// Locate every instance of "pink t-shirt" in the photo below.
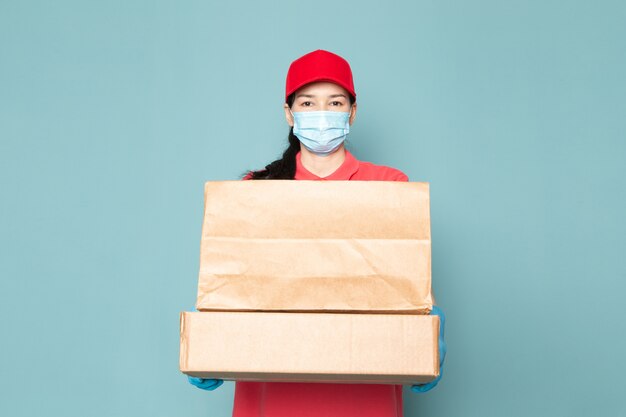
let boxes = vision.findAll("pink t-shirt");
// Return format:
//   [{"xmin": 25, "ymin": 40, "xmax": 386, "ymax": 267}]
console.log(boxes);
[{"xmin": 234, "ymin": 150, "xmax": 408, "ymax": 417}]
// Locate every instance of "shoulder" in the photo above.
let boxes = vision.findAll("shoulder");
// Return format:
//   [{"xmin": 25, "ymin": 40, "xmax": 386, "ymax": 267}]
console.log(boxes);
[{"xmin": 355, "ymin": 160, "xmax": 409, "ymax": 182}]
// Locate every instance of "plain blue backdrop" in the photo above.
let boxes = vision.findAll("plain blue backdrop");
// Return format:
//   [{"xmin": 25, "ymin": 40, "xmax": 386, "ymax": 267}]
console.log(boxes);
[{"xmin": 1, "ymin": 1, "xmax": 625, "ymax": 416}]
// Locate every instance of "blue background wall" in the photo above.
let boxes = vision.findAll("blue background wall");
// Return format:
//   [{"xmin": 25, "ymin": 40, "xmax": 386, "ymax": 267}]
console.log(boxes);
[{"xmin": 1, "ymin": 1, "xmax": 625, "ymax": 416}]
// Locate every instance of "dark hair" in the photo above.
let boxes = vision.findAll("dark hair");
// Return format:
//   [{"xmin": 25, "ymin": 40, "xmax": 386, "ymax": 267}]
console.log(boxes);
[{"xmin": 246, "ymin": 92, "xmax": 354, "ymax": 180}]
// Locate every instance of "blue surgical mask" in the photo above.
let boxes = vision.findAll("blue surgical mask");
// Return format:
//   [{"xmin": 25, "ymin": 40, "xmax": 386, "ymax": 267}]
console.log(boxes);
[{"xmin": 291, "ymin": 111, "xmax": 351, "ymax": 156}]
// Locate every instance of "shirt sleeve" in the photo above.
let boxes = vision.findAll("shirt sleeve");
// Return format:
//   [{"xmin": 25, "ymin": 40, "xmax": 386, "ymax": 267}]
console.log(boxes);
[{"xmin": 395, "ymin": 171, "xmax": 409, "ymax": 182}]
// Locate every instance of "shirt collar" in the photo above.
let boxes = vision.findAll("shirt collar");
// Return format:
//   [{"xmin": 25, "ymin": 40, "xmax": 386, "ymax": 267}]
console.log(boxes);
[{"xmin": 295, "ymin": 149, "xmax": 360, "ymax": 180}]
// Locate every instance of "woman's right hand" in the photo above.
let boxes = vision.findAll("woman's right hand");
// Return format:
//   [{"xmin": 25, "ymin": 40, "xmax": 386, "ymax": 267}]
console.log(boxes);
[{"xmin": 187, "ymin": 376, "xmax": 224, "ymax": 391}]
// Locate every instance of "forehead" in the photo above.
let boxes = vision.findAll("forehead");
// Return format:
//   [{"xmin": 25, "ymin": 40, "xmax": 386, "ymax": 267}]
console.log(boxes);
[{"xmin": 295, "ymin": 81, "xmax": 350, "ymax": 98}]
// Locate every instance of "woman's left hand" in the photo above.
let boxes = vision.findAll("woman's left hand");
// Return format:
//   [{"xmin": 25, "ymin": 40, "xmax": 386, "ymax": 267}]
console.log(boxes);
[{"xmin": 411, "ymin": 305, "xmax": 446, "ymax": 393}]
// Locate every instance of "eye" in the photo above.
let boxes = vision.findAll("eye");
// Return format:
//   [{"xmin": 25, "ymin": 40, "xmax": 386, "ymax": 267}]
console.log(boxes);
[
  {"xmin": 301, "ymin": 101, "xmax": 313, "ymax": 107},
  {"xmin": 330, "ymin": 101, "xmax": 344, "ymax": 106}
]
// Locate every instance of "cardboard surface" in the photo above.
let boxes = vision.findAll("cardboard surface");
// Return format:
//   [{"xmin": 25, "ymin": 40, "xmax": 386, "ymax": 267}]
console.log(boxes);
[
  {"xmin": 196, "ymin": 181, "xmax": 432, "ymax": 313},
  {"xmin": 180, "ymin": 311, "xmax": 439, "ymax": 385}
]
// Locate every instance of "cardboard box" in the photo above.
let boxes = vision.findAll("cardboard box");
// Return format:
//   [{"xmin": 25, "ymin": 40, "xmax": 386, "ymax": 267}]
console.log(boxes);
[
  {"xmin": 179, "ymin": 311, "xmax": 439, "ymax": 384},
  {"xmin": 196, "ymin": 181, "xmax": 432, "ymax": 314}
]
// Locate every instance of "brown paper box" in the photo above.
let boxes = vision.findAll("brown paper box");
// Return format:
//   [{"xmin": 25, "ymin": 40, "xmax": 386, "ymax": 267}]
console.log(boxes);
[
  {"xmin": 196, "ymin": 181, "xmax": 432, "ymax": 313},
  {"xmin": 180, "ymin": 311, "xmax": 439, "ymax": 384}
]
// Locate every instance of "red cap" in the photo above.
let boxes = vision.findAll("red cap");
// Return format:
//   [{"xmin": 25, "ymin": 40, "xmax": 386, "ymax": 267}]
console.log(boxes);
[{"xmin": 285, "ymin": 50, "xmax": 356, "ymax": 102}]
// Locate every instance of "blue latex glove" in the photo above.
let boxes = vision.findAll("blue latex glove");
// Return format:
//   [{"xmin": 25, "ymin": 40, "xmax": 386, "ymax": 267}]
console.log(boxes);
[
  {"xmin": 411, "ymin": 305, "xmax": 446, "ymax": 393},
  {"xmin": 187, "ymin": 376, "xmax": 224, "ymax": 391},
  {"xmin": 185, "ymin": 305, "xmax": 224, "ymax": 392}
]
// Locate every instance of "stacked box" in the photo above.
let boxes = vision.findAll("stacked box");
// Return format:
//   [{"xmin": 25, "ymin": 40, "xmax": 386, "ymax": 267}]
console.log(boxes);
[{"xmin": 180, "ymin": 181, "xmax": 439, "ymax": 384}]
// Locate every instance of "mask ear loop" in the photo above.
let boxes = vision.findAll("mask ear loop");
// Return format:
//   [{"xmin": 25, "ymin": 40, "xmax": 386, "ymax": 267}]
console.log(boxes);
[
  {"xmin": 290, "ymin": 110, "xmax": 297, "ymax": 129},
  {"xmin": 348, "ymin": 103, "xmax": 356, "ymax": 122}
]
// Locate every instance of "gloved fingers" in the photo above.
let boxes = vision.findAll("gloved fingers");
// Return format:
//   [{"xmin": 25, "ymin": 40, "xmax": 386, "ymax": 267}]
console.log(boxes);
[
  {"xmin": 187, "ymin": 376, "xmax": 224, "ymax": 391},
  {"xmin": 411, "ymin": 379, "xmax": 438, "ymax": 393},
  {"xmin": 411, "ymin": 366, "xmax": 444, "ymax": 394},
  {"xmin": 439, "ymin": 339, "xmax": 447, "ymax": 365},
  {"xmin": 188, "ymin": 376, "xmax": 204, "ymax": 387},
  {"xmin": 199, "ymin": 379, "xmax": 224, "ymax": 390}
]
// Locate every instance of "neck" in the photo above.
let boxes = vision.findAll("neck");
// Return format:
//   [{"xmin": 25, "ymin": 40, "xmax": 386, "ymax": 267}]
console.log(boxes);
[{"xmin": 300, "ymin": 146, "xmax": 346, "ymax": 178}]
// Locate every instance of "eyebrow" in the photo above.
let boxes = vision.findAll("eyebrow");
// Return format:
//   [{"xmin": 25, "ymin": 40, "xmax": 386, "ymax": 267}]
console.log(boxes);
[{"xmin": 295, "ymin": 93, "xmax": 348, "ymax": 99}]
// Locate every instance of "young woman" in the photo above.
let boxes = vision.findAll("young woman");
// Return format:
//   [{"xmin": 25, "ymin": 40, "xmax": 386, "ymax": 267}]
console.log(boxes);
[{"xmin": 189, "ymin": 50, "xmax": 446, "ymax": 417}]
